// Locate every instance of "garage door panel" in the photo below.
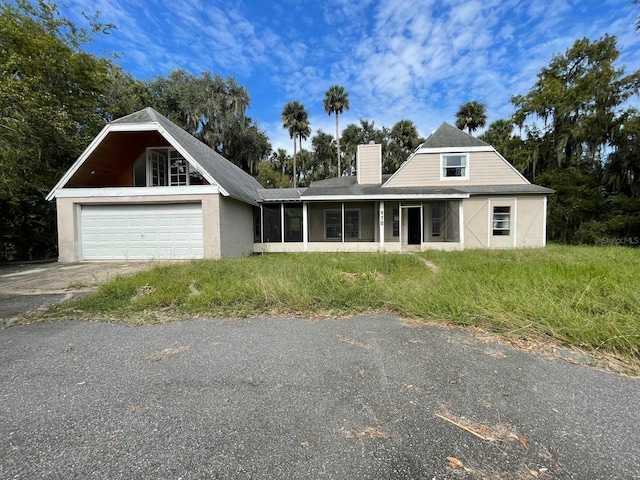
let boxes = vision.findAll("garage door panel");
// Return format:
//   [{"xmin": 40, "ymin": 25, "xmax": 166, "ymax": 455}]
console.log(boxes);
[{"xmin": 81, "ymin": 203, "xmax": 204, "ymax": 260}]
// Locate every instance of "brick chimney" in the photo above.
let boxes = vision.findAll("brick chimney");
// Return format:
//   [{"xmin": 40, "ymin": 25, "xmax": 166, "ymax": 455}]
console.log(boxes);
[{"xmin": 357, "ymin": 143, "xmax": 382, "ymax": 184}]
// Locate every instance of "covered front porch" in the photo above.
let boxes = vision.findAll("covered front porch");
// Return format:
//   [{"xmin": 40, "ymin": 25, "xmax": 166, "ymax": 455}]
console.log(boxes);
[{"xmin": 253, "ymin": 199, "xmax": 464, "ymax": 253}]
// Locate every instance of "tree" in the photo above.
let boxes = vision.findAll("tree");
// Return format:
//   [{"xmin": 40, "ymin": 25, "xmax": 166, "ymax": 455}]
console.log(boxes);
[
  {"xmin": 604, "ymin": 109, "xmax": 640, "ymax": 198},
  {"xmin": 455, "ymin": 101, "xmax": 487, "ymax": 134},
  {"xmin": 281, "ymin": 101, "xmax": 308, "ymax": 187},
  {"xmin": 257, "ymin": 149, "xmax": 291, "ymax": 188},
  {"xmin": 511, "ymin": 35, "xmax": 638, "ymax": 170},
  {"xmin": 310, "ymin": 130, "xmax": 337, "ymax": 180},
  {"xmin": 387, "ymin": 120, "xmax": 422, "ymax": 173},
  {"xmin": 103, "ymin": 65, "xmax": 151, "ymax": 121},
  {"xmin": 323, "ymin": 85, "xmax": 350, "ymax": 176},
  {"xmin": 0, "ymin": 0, "xmax": 113, "ymax": 260},
  {"xmin": 148, "ymin": 70, "xmax": 267, "ymax": 174}
]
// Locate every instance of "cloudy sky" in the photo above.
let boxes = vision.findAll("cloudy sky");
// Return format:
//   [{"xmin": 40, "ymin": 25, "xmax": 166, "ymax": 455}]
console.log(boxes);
[{"xmin": 64, "ymin": 0, "xmax": 640, "ymax": 153}]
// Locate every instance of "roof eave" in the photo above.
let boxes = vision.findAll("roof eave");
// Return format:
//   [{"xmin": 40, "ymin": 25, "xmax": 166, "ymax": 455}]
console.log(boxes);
[{"xmin": 46, "ymin": 122, "xmax": 231, "ymax": 201}]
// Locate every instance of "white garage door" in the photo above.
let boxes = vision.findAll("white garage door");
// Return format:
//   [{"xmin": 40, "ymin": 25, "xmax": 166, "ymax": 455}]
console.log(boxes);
[{"xmin": 81, "ymin": 204, "xmax": 204, "ymax": 260}]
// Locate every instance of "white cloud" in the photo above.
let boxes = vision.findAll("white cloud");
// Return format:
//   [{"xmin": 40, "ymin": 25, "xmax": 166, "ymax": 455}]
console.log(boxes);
[{"xmin": 58, "ymin": 0, "xmax": 640, "ymax": 155}]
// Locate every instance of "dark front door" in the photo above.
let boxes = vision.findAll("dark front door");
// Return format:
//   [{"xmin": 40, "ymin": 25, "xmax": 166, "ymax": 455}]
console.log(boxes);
[{"xmin": 408, "ymin": 208, "xmax": 421, "ymax": 245}]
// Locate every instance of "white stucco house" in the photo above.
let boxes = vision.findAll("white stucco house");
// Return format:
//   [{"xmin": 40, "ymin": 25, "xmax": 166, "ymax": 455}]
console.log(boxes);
[{"xmin": 47, "ymin": 108, "xmax": 552, "ymax": 262}]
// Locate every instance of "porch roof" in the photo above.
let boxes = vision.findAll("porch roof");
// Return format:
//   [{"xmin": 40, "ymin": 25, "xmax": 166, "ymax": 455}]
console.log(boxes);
[
  {"xmin": 258, "ymin": 188, "xmax": 307, "ymax": 202},
  {"xmin": 293, "ymin": 176, "xmax": 553, "ymax": 201},
  {"xmin": 255, "ymin": 177, "xmax": 554, "ymax": 204}
]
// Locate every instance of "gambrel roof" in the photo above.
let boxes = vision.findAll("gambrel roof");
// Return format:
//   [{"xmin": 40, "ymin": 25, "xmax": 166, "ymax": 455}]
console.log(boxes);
[{"xmin": 47, "ymin": 108, "xmax": 262, "ymax": 205}]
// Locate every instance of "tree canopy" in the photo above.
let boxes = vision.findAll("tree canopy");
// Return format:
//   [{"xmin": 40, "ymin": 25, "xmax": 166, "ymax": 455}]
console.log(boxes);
[
  {"xmin": 323, "ymin": 85, "xmax": 350, "ymax": 176},
  {"xmin": 506, "ymin": 35, "xmax": 640, "ymax": 243},
  {"xmin": 0, "ymin": 0, "xmax": 113, "ymax": 260},
  {"xmin": 281, "ymin": 101, "xmax": 310, "ymax": 188},
  {"xmin": 455, "ymin": 101, "xmax": 487, "ymax": 134}
]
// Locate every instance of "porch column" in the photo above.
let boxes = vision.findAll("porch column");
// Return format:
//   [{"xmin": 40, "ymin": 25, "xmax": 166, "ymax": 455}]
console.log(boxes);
[
  {"xmin": 341, "ymin": 202, "xmax": 345, "ymax": 243},
  {"xmin": 542, "ymin": 196, "xmax": 547, "ymax": 247},
  {"xmin": 260, "ymin": 205, "xmax": 264, "ymax": 244},
  {"xmin": 280, "ymin": 204, "xmax": 285, "ymax": 243},
  {"xmin": 303, "ymin": 202, "xmax": 308, "ymax": 252},
  {"xmin": 459, "ymin": 200, "xmax": 464, "ymax": 249},
  {"xmin": 379, "ymin": 201, "xmax": 385, "ymax": 249}
]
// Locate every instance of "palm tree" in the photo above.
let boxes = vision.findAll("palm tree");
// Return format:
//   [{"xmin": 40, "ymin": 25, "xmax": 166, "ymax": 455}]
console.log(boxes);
[
  {"xmin": 281, "ymin": 101, "xmax": 309, "ymax": 188},
  {"xmin": 323, "ymin": 85, "xmax": 350, "ymax": 176},
  {"xmin": 455, "ymin": 101, "xmax": 487, "ymax": 135}
]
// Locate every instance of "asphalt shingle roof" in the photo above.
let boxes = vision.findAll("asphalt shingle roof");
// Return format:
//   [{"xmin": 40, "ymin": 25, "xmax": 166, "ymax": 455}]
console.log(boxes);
[{"xmin": 421, "ymin": 122, "xmax": 490, "ymax": 149}]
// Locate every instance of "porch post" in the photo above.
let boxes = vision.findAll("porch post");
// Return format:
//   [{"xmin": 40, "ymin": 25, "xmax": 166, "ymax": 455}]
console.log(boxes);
[
  {"xmin": 303, "ymin": 202, "xmax": 308, "ymax": 252},
  {"xmin": 280, "ymin": 203, "xmax": 285, "ymax": 243},
  {"xmin": 341, "ymin": 202, "xmax": 345, "ymax": 243},
  {"xmin": 459, "ymin": 200, "xmax": 465, "ymax": 249},
  {"xmin": 379, "ymin": 201, "xmax": 385, "ymax": 249},
  {"xmin": 260, "ymin": 205, "xmax": 264, "ymax": 244},
  {"xmin": 542, "ymin": 196, "xmax": 547, "ymax": 247}
]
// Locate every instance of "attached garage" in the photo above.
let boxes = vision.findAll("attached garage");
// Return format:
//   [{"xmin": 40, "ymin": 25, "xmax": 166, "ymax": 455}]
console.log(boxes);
[{"xmin": 80, "ymin": 203, "xmax": 204, "ymax": 260}]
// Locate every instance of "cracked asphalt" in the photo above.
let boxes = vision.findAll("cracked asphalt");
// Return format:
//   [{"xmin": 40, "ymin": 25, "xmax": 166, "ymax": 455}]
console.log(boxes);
[{"xmin": 1, "ymin": 315, "xmax": 639, "ymax": 479}]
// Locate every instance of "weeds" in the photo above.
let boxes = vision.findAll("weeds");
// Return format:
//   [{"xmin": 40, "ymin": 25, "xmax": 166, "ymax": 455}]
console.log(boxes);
[{"xmin": 42, "ymin": 245, "xmax": 640, "ymax": 361}]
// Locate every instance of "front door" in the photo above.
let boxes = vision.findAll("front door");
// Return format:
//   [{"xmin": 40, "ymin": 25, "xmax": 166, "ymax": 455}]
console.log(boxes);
[{"xmin": 408, "ymin": 207, "xmax": 421, "ymax": 245}]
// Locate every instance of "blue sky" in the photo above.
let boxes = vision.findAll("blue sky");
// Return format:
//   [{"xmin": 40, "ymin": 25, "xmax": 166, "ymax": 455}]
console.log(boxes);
[{"xmin": 62, "ymin": 0, "xmax": 640, "ymax": 153}]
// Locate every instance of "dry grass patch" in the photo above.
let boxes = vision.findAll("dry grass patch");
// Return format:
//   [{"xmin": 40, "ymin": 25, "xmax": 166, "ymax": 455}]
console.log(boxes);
[
  {"xmin": 344, "ymin": 426, "xmax": 391, "ymax": 440},
  {"xmin": 146, "ymin": 345, "xmax": 190, "ymax": 362}
]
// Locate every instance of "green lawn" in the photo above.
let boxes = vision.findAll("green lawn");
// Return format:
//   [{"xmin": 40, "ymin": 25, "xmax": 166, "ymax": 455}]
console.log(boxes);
[{"xmin": 45, "ymin": 245, "xmax": 640, "ymax": 361}]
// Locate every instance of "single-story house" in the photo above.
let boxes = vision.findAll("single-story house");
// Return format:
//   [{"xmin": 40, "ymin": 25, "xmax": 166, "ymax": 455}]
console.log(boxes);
[{"xmin": 47, "ymin": 108, "xmax": 553, "ymax": 262}]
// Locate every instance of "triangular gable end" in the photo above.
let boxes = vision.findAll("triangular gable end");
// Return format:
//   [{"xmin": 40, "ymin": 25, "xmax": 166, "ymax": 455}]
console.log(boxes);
[
  {"xmin": 46, "ymin": 115, "xmax": 226, "ymax": 201},
  {"xmin": 382, "ymin": 122, "xmax": 529, "ymax": 187}
]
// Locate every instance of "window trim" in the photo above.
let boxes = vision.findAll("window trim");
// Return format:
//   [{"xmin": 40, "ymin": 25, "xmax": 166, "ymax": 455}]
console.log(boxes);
[
  {"xmin": 324, "ymin": 208, "xmax": 361, "ymax": 240},
  {"xmin": 440, "ymin": 153, "xmax": 469, "ymax": 180},
  {"xmin": 146, "ymin": 147, "xmax": 191, "ymax": 187},
  {"xmin": 324, "ymin": 209, "xmax": 342, "ymax": 239},
  {"xmin": 492, "ymin": 206, "xmax": 511, "ymax": 236}
]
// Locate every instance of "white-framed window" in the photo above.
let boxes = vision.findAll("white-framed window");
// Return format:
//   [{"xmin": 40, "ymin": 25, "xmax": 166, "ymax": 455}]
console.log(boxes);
[
  {"xmin": 169, "ymin": 150, "xmax": 189, "ymax": 186},
  {"xmin": 325, "ymin": 210, "xmax": 341, "ymax": 239},
  {"xmin": 441, "ymin": 154, "xmax": 469, "ymax": 180},
  {"xmin": 149, "ymin": 149, "xmax": 168, "ymax": 186},
  {"xmin": 492, "ymin": 206, "xmax": 511, "ymax": 236},
  {"xmin": 147, "ymin": 148, "xmax": 194, "ymax": 186},
  {"xmin": 324, "ymin": 208, "xmax": 361, "ymax": 239}
]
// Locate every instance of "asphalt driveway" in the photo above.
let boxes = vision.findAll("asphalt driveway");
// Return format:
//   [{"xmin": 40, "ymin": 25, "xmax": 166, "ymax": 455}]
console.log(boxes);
[
  {"xmin": 0, "ymin": 261, "xmax": 153, "ymax": 322},
  {"xmin": 1, "ymin": 315, "xmax": 638, "ymax": 479}
]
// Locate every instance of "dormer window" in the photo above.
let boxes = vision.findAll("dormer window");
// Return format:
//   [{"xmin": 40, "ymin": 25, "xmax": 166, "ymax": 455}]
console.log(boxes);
[{"xmin": 441, "ymin": 154, "xmax": 469, "ymax": 180}]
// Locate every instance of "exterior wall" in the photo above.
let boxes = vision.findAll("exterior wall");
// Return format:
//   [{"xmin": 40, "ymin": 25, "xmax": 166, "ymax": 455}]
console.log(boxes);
[
  {"xmin": 463, "ymin": 197, "xmax": 489, "ymax": 248},
  {"xmin": 56, "ymin": 197, "xmax": 80, "ymax": 263},
  {"xmin": 463, "ymin": 196, "xmax": 547, "ymax": 249},
  {"xmin": 515, "ymin": 196, "xmax": 546, "ymax": 247},
  {"xmin": 385, "ymin": 151, "xmax": 526, "ymax": 187},
  {"xmin": 55, "ymin": 191, "xmax": 222, "ymax": 262},
  {"xmin": 357, "ymin": 144, "xmax": 382, "ymax": 184},
  {"xmin": 218, "ymin": 196, "xmax": 255, "ymax": 258}
]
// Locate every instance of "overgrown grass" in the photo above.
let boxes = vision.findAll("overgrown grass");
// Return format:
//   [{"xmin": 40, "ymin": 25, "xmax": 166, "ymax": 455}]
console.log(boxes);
[{"xmin": 44, "ymin": 245, "xmax": 640, "ymax": 361}]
